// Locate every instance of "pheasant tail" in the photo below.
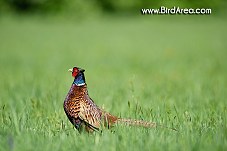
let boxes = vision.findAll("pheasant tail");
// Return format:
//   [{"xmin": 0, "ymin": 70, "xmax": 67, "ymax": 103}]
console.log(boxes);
[
  {"xmin": 101, "ymin": 112, "xmax": 156, "ymax": 129},
  {"xmin": 116, "ymin": 118, "xmax": 156, "ymax": 128},
  {"xmin": 103, "ymin": 113, "xmax": 177, "ymax": 131}
]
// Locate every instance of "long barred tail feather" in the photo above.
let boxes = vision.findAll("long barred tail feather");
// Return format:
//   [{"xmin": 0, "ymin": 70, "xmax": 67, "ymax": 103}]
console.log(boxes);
[
  {"xmin": 116, "ymin": 118, "xmax": 156, "ymax": 128},
  {"xmin": 103, "ymin": 112, "xmax": 177, "ymax": 131},
  {"xmin": 116, "ymin": 118, "xmax": 177, "ymax": 131}
]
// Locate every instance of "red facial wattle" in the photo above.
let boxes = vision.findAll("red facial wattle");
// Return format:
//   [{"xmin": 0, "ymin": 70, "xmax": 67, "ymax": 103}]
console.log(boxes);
[{"xmin": 72, "ymin": 68, "xmax": 79, "ymax": 77}]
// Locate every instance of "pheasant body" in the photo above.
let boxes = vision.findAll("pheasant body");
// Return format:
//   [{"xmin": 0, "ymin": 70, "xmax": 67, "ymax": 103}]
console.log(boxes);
[
  {"xmin": 64, "ymin": 84, "xmax": 99, "ymax": 131},
  {"xmin": 63, "ymin": 67, "xmax": 173, "ymax": 133}
]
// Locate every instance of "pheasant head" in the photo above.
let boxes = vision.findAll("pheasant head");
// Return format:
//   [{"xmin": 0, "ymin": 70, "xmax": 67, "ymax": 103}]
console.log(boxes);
[{"xmin": 68, "ymin": 67, "xmax": 86, "ymax": 86}]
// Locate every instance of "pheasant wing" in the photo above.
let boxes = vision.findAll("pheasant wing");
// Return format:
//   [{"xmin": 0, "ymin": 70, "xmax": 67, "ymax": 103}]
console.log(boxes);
[{"xmin": 78, "ymin": 98, "xmax": 102, "ymax": 130}]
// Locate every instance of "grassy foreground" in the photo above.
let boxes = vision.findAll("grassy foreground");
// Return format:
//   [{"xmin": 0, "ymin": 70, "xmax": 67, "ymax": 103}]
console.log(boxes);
[{"xmin": 0, "ymin": 15, "xmax": 227, "ymax": 151}]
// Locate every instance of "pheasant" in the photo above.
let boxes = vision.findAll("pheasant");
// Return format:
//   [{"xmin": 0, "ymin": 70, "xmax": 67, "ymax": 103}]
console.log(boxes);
[{"xmin": 63, "ymin": 66, "xmax": 176, "ymax": 132}]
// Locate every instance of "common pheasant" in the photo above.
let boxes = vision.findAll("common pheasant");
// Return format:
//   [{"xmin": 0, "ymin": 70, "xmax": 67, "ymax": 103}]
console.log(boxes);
[{"xmin": 63, "ymin": 66, "xmax": 176, "ymax": 132}]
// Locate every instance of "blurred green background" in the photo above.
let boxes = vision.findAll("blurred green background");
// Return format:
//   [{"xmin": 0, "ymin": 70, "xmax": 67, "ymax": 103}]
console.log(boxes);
[
  {"xmin": 0, "ymin": 0, "xmax": 227, "ymax": 16},
  {"xmin": 0, "ymin": 0, "xmax": 227, "ymax": 151}
]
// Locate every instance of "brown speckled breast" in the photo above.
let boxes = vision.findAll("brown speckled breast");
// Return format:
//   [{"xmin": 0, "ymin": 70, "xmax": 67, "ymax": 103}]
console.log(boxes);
[{"xmin": 63, "ymin": 84, "xmax": 104, "ymax": 132}]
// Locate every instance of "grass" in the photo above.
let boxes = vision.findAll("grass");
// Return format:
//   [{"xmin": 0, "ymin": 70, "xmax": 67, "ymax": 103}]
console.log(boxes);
[{"xmin": 0, "ymin": 15, "xmax": 227, "ymax": 151}]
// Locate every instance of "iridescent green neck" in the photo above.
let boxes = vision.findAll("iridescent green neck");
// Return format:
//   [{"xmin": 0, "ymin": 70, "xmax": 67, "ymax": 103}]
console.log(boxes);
[{"xmin": 73, "ymin": 72, "xmax": 86, "ymax": 86}]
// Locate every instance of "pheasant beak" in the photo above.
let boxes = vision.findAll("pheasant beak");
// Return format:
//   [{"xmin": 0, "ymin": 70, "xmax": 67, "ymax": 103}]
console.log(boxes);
[{"xmin": 68, "ymin": 68, "xmax": 73, "ymax": 72}]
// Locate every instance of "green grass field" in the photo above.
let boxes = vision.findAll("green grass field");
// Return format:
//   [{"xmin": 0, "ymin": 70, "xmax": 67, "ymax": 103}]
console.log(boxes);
[{"xmin": 0, "ymin": 15, "xmax": 227, "ymax": 151}]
